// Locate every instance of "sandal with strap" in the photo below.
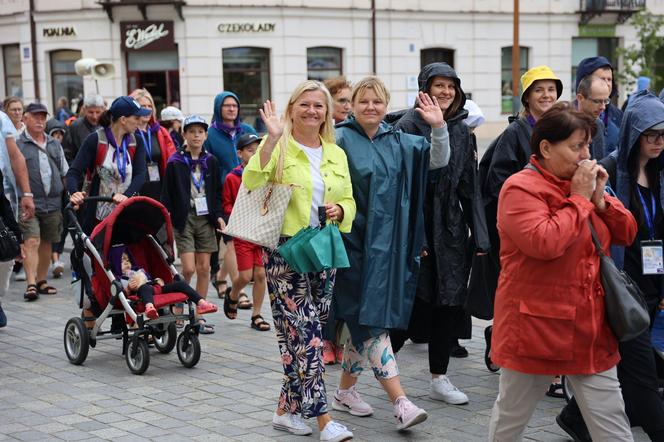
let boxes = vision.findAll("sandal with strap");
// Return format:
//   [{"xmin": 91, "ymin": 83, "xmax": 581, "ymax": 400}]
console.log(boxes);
[
  {"xmin": 251, "ymin": 314, "xmax": 271, "ymax": 331},
  {"xmin": 237, "ymin": 293, "xmax": 253, "ymax": 310},
  {"xmin": 223, "ymin": 287, "xmax": 238, "ymax": 320},
  {"xmin": 546, "ymin": 377, "xmax": 565, "ymax": 398},
  {"xmin": 24, "ymin": 284, "xmax": 39, "ymax": 301},
  {"xmin": 198, "ymin": 318, "xmax": 215, "ymax": 334},
  {"xmin": 212, "ymin": 277, "xmax": 227, "ymax": 299},
  {"xmin": 36, "ymin": 280, "xmax": 57, "ymax": 295}
]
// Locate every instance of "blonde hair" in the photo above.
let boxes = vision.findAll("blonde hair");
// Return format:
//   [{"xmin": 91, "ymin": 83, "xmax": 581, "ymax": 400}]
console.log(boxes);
[
  {"xmin": 280, "ymin": 80, "xmax": 335, "ymax": 151},
  {"xmin": 129, "ymin": 88, "xmax": 156, "ymax": 123},
  {"xmin": 351, "ymin": 76, "xmax": 390, "ymax": 105}
]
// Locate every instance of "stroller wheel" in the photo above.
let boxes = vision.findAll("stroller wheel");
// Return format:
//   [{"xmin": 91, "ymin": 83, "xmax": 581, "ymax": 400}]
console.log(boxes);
[
  {"xmin": 153, "ymin": 322, "xmax": 177, "ymax": 354},
  {"xmin": 64, "ymin": 317, "xmax": 90, "ymax": 365},
  {"xmin": 177, "ymin": 332, "xmax": 201, "ymax": 368},
  {"xmin": 125, "ymin": 338, "xmax": 150, "ymax": 375}
]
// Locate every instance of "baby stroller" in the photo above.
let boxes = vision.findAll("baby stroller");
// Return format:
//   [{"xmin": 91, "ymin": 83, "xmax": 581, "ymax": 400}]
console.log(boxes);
[{"xmin": 63, "ymin": 196, "xmax": 203, "ymax": 374}]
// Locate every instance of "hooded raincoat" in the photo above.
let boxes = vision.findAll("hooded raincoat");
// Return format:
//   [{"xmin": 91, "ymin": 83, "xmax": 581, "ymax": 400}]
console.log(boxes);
[
  {"xmin": 575, "ymin": 56, "xmax": 623, "ymax": 155},
  {"xmin": 203, "ymin": 92, "xmax": 257, "ymax": 185},
  {"xmin": 394, "ymin": 62, "xmax": 489, "ymax": 307},
  {"xmin": 333, "ymin": 117, "xmax": 429, "ymax": 345}
]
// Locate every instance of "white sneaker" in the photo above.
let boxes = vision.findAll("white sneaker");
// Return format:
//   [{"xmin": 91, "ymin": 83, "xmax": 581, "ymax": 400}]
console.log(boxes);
[
  {"xmin": 394, "ymin": 396, "xmax": 428, "ymax": 431},
  {"xmin": 52, "ymin": 261, "xmax": 65, "ymax": 279},
  {"xmin": 430, "ymin": 375, "xmax": 469, "ymax": 404},
  {"xmin": 319, "ymin": 420, "xmax": 353, "ymax": 442},
  {"xmin": 13, "ymin": 269, "xmax": 26, "ymax": 281},
  {"xmin": 272, "ymin": 411, "xmax": 312, "ymax": 435},
  {"xmin": 332, "ymin": 386, "xmax": 374, "ymax": 416}
]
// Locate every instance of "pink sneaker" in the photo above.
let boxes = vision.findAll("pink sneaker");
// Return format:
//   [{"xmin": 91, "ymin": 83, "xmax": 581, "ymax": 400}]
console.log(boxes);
[
  {"xmin": 144, "ymin": 304, "xmax": 159, "ymax": 320},
  {"xmin": 197, "ymin": 300, "xmax": 218, "ymax": 315},
  {"xmin": 323, "ymin": 340, "xmax": 336, "ymax": 365},
  {"xmin": 394, "ymin": 396, "xmax": 427, "ymax": 431}
]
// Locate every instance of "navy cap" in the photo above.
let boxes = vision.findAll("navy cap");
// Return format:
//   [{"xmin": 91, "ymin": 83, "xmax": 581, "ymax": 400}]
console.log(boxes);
[
  {"xmin": 24, "ymin": 102, "xmax": 49, "ymax": 115},
  {"xmin": 183, "ymin": 114, "xmax": 208, "ymax": 131},
  {"xmin": 109, "ymin": 96, "xmax": 152, "ymax": 119},
  {"xmin": 237, "ymin": 133, "xmax": 260, "ymax": 150}
]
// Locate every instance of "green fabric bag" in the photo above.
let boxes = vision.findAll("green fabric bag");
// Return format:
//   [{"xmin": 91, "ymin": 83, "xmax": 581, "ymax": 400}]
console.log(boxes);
[
  {"xmin": 304, "ymin": 223, "xmax": 350, "ymax": 270},
  {"xmin": 277, "ymin": 227, "xmax": 320, "ymax": 273}
]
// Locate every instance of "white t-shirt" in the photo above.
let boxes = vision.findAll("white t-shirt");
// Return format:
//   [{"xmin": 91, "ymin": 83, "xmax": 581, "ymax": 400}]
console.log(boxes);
[{"xmin": 297, "ymin": 142, "xmax": 325, "ymax": 227}]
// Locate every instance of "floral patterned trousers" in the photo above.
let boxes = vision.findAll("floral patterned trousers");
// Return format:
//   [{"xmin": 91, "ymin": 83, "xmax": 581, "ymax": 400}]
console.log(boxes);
[{"xmin": 264, "ymin": 248, "xmax": 334, "ymax": 418}]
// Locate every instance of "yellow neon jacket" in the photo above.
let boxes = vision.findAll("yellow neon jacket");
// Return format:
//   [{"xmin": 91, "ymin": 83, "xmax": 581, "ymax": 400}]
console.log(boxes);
[{"xmin": 243, "ymin": 135, "xmax": 356, "ymax": 236}]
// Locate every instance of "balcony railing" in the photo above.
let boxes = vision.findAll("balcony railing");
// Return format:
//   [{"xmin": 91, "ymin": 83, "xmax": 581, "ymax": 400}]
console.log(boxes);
[{"xmin": 579, "ymin": 0, "xmax": 646, "ymax": 25}]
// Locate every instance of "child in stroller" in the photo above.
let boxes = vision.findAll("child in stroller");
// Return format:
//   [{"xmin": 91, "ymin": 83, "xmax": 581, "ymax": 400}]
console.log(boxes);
[{"xmin": 109, "ymin": 245, "xmax": 217, "ymax": 320}]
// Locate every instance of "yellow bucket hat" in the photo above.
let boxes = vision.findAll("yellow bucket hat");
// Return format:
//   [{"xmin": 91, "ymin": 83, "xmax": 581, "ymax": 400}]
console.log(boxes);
[{"xmin": 520, "ymin": 65, "xmax": 563, "ymax": 106}]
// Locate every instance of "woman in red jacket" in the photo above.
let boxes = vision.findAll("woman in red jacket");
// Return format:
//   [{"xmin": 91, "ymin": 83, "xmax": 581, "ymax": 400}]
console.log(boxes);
[
  {"xmin": 488, "ymin": 102, "xmax": 637, "ymax": 441},
  {"xmin": 129, "ymin": 89, "xmax": 176, "ymax": 200}
]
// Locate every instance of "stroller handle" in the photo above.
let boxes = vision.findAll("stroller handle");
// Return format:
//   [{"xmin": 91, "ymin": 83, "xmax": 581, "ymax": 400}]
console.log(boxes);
[{"xmin": 65, "ymin": 195, "xmax": 116, "ymax": 212}]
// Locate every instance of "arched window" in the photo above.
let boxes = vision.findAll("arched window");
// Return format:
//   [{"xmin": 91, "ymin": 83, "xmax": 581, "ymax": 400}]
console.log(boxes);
[
  {"xmin": 420, "ymin": 48, "xmax": 454, "ymax": 69},
  {"xmin": 501, "ymin": 46, "xmax": 529, "ymax": 113},
  {"xmin": 222, "ymin": 47, "xmax": 271, "ymax": 127},
  {"xmin": 307, "ymin": 47, "xmax": 342, "ymax": 81},
  {"xmin": 50, "ymin": 49, "xmax": 83, "ymax": 109}
]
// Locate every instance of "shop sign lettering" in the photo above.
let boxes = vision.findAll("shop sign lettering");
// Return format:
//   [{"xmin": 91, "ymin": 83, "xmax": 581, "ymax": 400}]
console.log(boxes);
[
  {"xmin": 218, "ymin": 22, "xmax": 276, "ymax": 33},
  {"xmin": 43, "ymin": 27, "xmax": 76, "ymax": 37},
  {"xmin": 125, "ymin": 23, "xmax": 170, "ymax": 50}
]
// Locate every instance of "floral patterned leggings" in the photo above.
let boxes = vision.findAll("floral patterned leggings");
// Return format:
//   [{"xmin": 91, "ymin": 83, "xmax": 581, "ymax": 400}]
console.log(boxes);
[
  {"xmin": 341, "ymin": 332, "xmax": 400, "ymax": 380},
  {"xmin": 265, "ymin": 248, "xmax": 334, "ymax": 419}
]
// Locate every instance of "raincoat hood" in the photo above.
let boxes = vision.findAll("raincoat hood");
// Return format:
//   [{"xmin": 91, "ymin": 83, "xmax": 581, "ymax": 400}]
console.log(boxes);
[
  {"xmin": 418, "ymin": 62, "xmax": 467, "ymax": 110},
  {"xmin": 45, "ymin": 118, "xmax": 66, "ymax": 137},
  {"xmin": 636, "ymin": 76, "xmax": 652, "ymax": 93},
  {"xmin": 575, "ymin": 56, "xmax": 618, "ymax": 98},
  {"xmin": 212, "ymin": 91, "xmax": 241, "ymax": 126}
]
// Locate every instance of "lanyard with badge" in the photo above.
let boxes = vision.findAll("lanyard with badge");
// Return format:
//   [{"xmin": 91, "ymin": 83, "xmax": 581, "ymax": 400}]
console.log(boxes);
[
  {"xmin": 138, "ymin": 129, "xmax": 160, "ymax": 182},
  {"xmin": 184, "ymin": 155, "xmax": 208, "ymax": 216},
  {"xmin": 107, "ymin": 130, "xmax": 129, "ymax": 183},
  {"xmin": 637, "ymin": 186, "xmax": 664, "ymax": 274}
]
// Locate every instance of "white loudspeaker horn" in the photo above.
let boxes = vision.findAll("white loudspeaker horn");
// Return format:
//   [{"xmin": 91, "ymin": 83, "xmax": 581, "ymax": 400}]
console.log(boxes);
[{"xmin": 74, "ymin": 58, "xmax": 115, "ymax": 79}]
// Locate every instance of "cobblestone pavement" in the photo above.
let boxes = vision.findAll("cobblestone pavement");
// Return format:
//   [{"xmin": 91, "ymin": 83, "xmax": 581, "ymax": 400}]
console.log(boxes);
[{"xmin": 0, "ymin": 255, "xmax": 648, "ymax": 441}]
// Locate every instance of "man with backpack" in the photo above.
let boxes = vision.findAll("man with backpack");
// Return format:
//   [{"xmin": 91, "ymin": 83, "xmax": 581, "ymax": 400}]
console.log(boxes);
[{"xmin": 16, "ymin": 103, "xmax": 68, "ymax": 301}]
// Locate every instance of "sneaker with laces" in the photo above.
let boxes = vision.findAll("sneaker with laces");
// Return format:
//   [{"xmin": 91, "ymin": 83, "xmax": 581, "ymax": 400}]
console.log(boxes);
[
  {"xmin": 332, "ymin": 386, "xmax": 374, "ymax": 416},
  {"xmin": 272, "ymin": 411, "xmax": 312, "ymax": 435},
  {"xmin": 394, "ymin": 396, "xmax": 428, "ymax": 431},
  {"xmin": 52, "ymin": 260, "xmax": 65, "ymax": 279},
  {"xmin": 319, "ymin": 420, "xmax": 353, "ymax": 442},
  {"xmin": 430, "ymin": 375, "xmax": 469, "ymax": 404}
]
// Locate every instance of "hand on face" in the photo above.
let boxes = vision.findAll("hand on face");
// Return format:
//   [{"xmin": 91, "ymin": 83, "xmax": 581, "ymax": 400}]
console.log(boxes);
[{"xmin": 570, "ymin": 159, "xmax": 599, "ymax": 200}]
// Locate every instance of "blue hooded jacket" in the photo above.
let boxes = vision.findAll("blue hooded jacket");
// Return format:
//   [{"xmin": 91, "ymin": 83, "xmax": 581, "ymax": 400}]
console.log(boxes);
[
  {"xmin": 610, "ymin": 90, "xmax": 664, "ymax": 269},
  {"xmin": 575, "ymin": 56, "xmax": 623, "ymax": 155},
  {"xmin": 203, "ymin": 91, "xmax": 257, "ymax": 184}
]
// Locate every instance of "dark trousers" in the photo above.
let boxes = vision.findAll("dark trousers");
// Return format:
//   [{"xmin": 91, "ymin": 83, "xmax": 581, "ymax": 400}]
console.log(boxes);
[
  {"xmin": 390, "ymin": 297, "xmax": 461, "ymax": 375},
  {"xmin": 565, "ymin": 327, "xmax": 664, "ymax": 441},
  {"xmin": 136, "ymin": 281, "xmax": 202, "ymax": 306}
]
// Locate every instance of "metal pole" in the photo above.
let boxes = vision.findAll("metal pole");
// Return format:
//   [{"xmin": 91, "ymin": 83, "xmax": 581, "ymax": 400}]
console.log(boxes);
[
  {"xmin": 29, "ymin": 0, "xmax": 40, "ymax": 101},
  {"xmin": 512, "ymin": 0, "xmax": 520, "ymax": 115},
  {"xmin": 371, "ymin": 0, "xmax": 377, "ymax": 75}
]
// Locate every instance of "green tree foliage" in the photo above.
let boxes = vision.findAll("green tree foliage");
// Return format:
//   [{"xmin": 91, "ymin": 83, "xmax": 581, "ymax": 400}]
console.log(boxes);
[{"xmin": 615, "ymin": 11, "xmax": 664, "ymax": 91}]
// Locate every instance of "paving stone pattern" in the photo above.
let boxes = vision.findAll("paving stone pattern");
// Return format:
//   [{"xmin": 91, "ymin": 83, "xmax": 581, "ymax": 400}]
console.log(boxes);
[{"xmin": 0, "ymin": 252, "xmax": 649, "ymax": 441}]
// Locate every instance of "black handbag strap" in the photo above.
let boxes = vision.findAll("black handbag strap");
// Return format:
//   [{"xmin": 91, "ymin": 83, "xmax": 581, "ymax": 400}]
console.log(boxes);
[{"xmin": 587, "ymin": 220, "xmax": 606, "ymax": 257}]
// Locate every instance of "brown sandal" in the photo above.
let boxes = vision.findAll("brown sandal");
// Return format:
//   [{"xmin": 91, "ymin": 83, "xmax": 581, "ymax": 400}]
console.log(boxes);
[
  {"xmin": 36, "ymin": 280, "xmax": 57, "ymax": 295},
  {"xmin": 237, "ymin": 293, "xmax": 253, "ymax": 310},
  {"xmin": 24, "ymin": 284, "xmax": 38, "ymax": 301}
]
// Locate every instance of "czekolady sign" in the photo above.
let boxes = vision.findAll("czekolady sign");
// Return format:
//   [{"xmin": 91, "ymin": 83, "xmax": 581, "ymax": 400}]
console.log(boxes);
[
  {"xmin": 121, "ymin": 21, "xmax": 175, "ymax": 51},
  {"xmin": 218, "ymin": 22, "xmax": 276, "ymax": 33}
]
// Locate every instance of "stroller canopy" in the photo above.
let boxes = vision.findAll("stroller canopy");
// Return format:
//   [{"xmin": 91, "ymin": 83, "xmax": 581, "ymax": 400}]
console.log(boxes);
[{"xmin": 90, "ymin": 197, "xmax": 174, "ymax": 267}]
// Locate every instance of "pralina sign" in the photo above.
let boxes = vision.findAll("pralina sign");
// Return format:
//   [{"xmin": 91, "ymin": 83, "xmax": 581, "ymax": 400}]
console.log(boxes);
[
  {"xmin": 120, "ymin": 21, "xmax": 176, "ymax": 51},
  {"xmin": 218, "ymin": 22, "xmax": 276, "ymax": 33},
  {"xmin": 43, "ymin": 27, "xmax": 76, "ymax": 37}
]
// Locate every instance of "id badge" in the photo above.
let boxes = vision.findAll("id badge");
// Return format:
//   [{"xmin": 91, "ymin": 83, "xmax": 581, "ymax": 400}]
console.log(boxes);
[
  {"xmin": 194, "ymin": 196, "xmax": 209, "ymax": 216},
  {"xmin": 147, "ymin": 164, "xmax": 160, "ymax": 182},
  {"xmin": 641, "ymin": 240, "xmax": 664, "ymax": 275}
]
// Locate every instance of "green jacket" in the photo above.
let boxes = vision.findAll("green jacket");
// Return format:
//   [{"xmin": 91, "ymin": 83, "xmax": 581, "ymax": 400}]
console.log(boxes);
[{"xmin": 243, "ymin": 135, "xmax": 356, "ymax": 236}]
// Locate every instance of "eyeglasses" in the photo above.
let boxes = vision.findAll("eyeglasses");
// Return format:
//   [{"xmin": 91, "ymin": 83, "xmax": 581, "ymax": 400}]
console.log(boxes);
[
  {"xmin": 222, "ymin": 104, "xmax": 239, "ymax": 109},
  {"xmin": 644, "ymin": 131, "xmax": 664, "ymax": 144},
  {"xmin": 587, "ymin": 97, "xmax": 610, "ymax": 106}
]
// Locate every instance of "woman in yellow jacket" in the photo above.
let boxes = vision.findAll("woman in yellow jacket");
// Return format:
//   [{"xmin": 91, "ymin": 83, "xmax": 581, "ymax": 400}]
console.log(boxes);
[{"xmin": 243, "ymin": 80, "xmax": 356, "ymax": 442}]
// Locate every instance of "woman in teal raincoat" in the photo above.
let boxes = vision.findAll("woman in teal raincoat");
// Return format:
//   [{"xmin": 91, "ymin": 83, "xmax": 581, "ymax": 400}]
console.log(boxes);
[{"xmin": 331, "ymin": 76, "xmax": 450, "ymax": 431}]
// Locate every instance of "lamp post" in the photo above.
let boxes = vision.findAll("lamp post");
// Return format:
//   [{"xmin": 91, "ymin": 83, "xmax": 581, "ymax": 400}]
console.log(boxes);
[{"xmin": 512, "ymin": 0, "xmax": 520, "ymax": 115}]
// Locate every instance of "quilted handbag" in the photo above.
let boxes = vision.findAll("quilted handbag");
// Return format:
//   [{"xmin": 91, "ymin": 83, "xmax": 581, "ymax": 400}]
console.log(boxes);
[{"xmin": 223, "ymin": 141, "xmax": 294, "ymax": 249}]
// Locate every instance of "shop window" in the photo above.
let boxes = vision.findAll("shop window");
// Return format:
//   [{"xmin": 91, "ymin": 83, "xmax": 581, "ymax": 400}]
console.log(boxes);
[
  {"xmin": 222, "ymin": 47, "xmax": 270, "ymax": 128},
  {"xmin": 420, "ymin": 48, "xmax": 454, "ymax": 69},
  {"xmin": 50, "ymin": 50, "xmax": 83, "ymax": 111},
  {"xmin": 3, "ymin": 44, "xmax": 22, "ymax": 97},
  {"xmin": 307, "ymin": 47, "xmax": 342, "ymax": 81},
  {"xmin": 571, "ymin": 37, "xmax": 618, "ymax": 96},
  {"xmin": 501, "ymin": 46, "xmax": 529, "ymax": 114}
]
